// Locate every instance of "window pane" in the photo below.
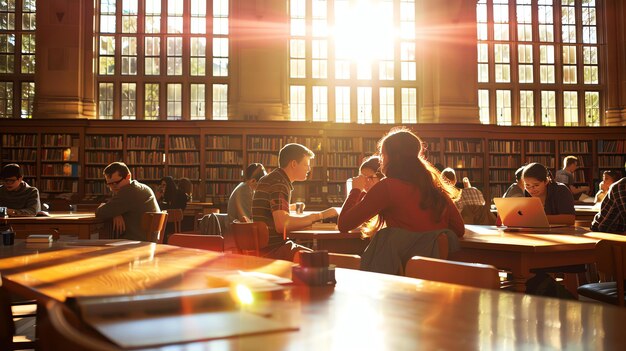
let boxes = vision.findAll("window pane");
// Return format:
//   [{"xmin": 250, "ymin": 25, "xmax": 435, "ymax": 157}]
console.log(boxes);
[
  {"xmin": 312, "ymin": 86, "xmax": 328, "ymax": 122},
  {"xmin": 541, "ymin": 90, "xmax": 556, "ymax": 126},
  {"xmin": 584, "ymin": 91, "xmax": 600, "ymax": 126},
  {"xmin": 379, "ymin": 87, "xmax": 394, "ymax": 124},
  {"xmin": 478, "ymin": 89, "xmax": 489, "ymax": 124},
  {"xmin": 98, "ymin": 82, "xmax": 114, "ymax": 119},
  {"xmin": 357, "ymin": 87, "xmax": 372, "ymax": 124},
  {"xmin": 520, "ymin": 90, "xmax": 534, "ymax": 126},
  {"xmin": 401, "ymin": 88, "xmax": 416, "ymax": 124},
  {"xmin": 166, "ymin": 83, "xmax": 182, "ymax": 120},
  {"xmin": 190, "ymin": 83, "xmax": 205, "ymax": 120},
  {"xmin": 0, "ymin": 81, "xmax": 13, "ymax": 117},
  {"xmin": 20, "ymin": 81, "xmax": 34, "ymax": 118},
  {"xmin": 121, "ymin": 82, "xmax": 136, "ymax": 119},
  {"xmin": 563, "ymin": 91, "xmax": 578, "ymax": 126},
  {"xmin": 290, "ymin": 85, "xmax": 306, "ymax": 121},
  {"xmin": 496, "ymin": 90, "xmax": 511, "ymax": 126},
  {"xmin": 335, "ymin": 86, "xmax": 350, "ymax": 123},
  {"xmin": 144, "ymin": 83, "xmax": 159, "ymax": 120},
  {"xmin": 212, "ymin": 84, "xmax": 228, "ymax": 120}
]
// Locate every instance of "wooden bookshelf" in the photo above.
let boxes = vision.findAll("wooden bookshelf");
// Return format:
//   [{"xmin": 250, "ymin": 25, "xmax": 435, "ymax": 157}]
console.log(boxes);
[
  {"xmin": 2, "ymin": 120, "xmax": 626, "ymax": 208},
  {"xmin": 597, "ymin": 139, "xmax": 625, "ymax": 178},
  {"xmin": 205, "ymin": 134, "xmax": 243, "ymax": 204},
  {"xmin": 40, "ymin": 133, "xmax": 80, "ymax": 194},
  {"xmin": 488, "ymin": 140, "xmax": 522, "ymax": 198},
  {"xmin": 444, "ymin": 138, "xmax": 484, "ymax": 188},
  {"xmin": 126, "ymin": 134, "xmax": 165, "ymax": 187},
  {"xmin": 84, "ymin": 134, "xmax": 123, "ymax": 196},
  {"xmin": 1, "ymin": 133, "xmax": 38, "ymax": 187}
]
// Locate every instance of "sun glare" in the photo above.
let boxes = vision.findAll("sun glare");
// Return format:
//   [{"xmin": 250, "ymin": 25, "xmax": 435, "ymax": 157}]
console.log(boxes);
[{"xmin": 332, "ymin": 1, "xmax": 396, "ymax": 63}]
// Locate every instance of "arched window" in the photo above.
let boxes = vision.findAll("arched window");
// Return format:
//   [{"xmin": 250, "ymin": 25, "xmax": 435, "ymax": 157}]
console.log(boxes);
[
  {"xmin": 0, "ymin": 0, "xmax": 36, "ymax": 119},
  {"xmin": 477, "ymin": 0, "xmax": 603, "ymax": 126},
  {"xmin": 95, "ymin": 0, "xmax": 230, "ymax": 120},
  {"xmin": 289, "ymin": 0, "xmax": 419, "ymax": 123}
]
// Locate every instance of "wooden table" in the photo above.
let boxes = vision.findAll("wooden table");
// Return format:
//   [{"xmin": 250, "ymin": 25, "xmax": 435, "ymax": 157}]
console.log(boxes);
[
  {"xmin": 2, "ymin": 241, "xmax": 626, "ymax": 350},
  {"xmin": 289, "ymin": 228, "xmax": 368, "ymax": 254},
  {"xmin": 451, "ymin": 225, "xmax": 599, "ymax": 292},
  {"xmin": 4, "ymin": 212, "xmax": 105, "ymax": 239}
]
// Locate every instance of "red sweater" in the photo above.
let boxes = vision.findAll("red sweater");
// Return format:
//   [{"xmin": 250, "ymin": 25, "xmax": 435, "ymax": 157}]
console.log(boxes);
[{"xmin": 337, "ymin": 178, "xmax": 465, "ymax": 238}]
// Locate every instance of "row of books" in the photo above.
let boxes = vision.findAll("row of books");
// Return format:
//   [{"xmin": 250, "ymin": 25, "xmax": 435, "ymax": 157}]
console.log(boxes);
[
  {"xmin": 2, "ymin": 134, "xmax": 37, "ymax": 147},
  {"xmin": 445, "ymin": 155, "xmax": 484, "ymax": 168},
  {"xmin": 127, "ymin": 151, "xmax": 165, "ymax": 164},
  {"xmin": 559, "ymin": 141, "xmax": 591, "ymax": 153},
  {"xmin": 169, "ymin": 167, "xmax": 200, "ymax": 179},
  {"xmin": 328, "ymin": 138, "xmax": 360, "ymax": 152},
  {"xmin": 85, "ymin": 136, "xmax": 123, "ymax": 149},
  {"xmin": 85, "ymin": 151, "xmax": 122, "ymax": 164},
  {"xmin": 39, "ymin": 179, "xmax": 79, "ymax": 193},
  {"xmin": 489, "ymin": 155, "xmax": 521, "ymax": 168},
  {"xmin": 167, "ymin": 152, "xmax": 200, "ymax": 164},
  {"xmin": 205, "ymin": 151, "xmax": 242, "ymax": 164},
  {"xmin": 2, "ymin": 149, "xmax": 37, "ymax": 160},
  {"xmin": 127, "ymin": 136, "xmax": 164, "ymax": 149},
  {"xmin": 445, "ymin": 139, "xmax": 483, "ymax": 153},
  {"xmin": 206, "ymin": 136, "xmax": 242, "ymax": 149},
  {"xmin": 205, "ymin": 167, "xmax": 242, "ymax": 180},
  {"xmin": 41, "ymin": 147, "xmax": 79, "ymax": 161},
  {"xmin": 327, "ymin": 154, "xmax": 360, "ymax": 168},
  {"xmin": 170, "ymin": 136, "xmax": 199, "ymax": 150},
  {"xmin": 41, "ymin": 163, "xmax": 80, "ymax": 177},
  {"xmin": 489, "ymin": 140, "xmax": 521, "ymax": 153},
  {"xmin": 247, "ymin": 137, "xmax": 284, "ymax": 150},
  {"xmin": 598, "ymin": 140, "xmax": 626, "ymax": 153},
  {"xmin": 598, "ymin": 155, "xmax": 625, "ymax": 168},
  {"xmin": 42, "ymin": 134, "xmax": 76, "ymax": 147}
]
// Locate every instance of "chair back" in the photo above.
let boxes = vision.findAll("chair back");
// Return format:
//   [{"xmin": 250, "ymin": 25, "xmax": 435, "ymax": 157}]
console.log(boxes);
[
  {"xmin": 168, "ymin": 233, "xmax": 224, "ymax": 252},
  {"xmin": 141, "ymin": 212, "xmax": 168, "ymax": 243},
  {"xmin": 230, "ymin": 222, "xmax": 269, "ymax": 256},
  {"xmin": 0, "ymin": 276, "xmax": 37, "ymax": 351},
  {"xmin": 329, "ymin": 253, "xmax": 361, "ymax": 270},
  {"xmin": 166, "ymin": 209, "xmax": 184, "ymax": 233},
  {"xmin": 405, "ymin": 256, "xmax": 500, "ymax": 290},
  {"xmin": 595, "ymin": 239, "xmax": 626, "ymax": 306},
  {"xmin": 39, "ymin": 301, "xmax": 120, "ymax": 351}
]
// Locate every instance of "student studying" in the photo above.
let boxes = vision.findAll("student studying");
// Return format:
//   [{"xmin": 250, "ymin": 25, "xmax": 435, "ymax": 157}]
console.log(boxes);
[
  {"xmin": 0, "ymin": 163, "xmax": 41, "ymax": 217},
  {"xmin": 521, "ymin": 162, "xmax": 575, "ymax": 225},
  {"xmin": 337, "ymin": 128, "xmax": 464, "ymax": 275}
]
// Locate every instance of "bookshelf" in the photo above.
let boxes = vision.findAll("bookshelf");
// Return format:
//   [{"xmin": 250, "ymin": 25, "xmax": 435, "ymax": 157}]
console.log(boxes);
[
  {"xmin": 126, "ymin": 134, "xmax": 165, "ymax": 188},
  {"xmin": 488, "ymin": 140, "xmax": 522, "ymax": 198},
  {"xmin": 525, "ymin": 140, "xmax": 556, "ymax": 176},
  {"xmin": 597, "ymin": 139, "xmax": 625, "ymax": 178},
  {"xmin": 1, "ymin": 133, "xmax": 38, "ymax": 187},
  {"xmin": 205, "ymin": 134, "xmax": 243, "ymax": 204},
  {"xmin": 167, "ymin": 135, "xmax": 201, "ymax": 199},
  {"xmin": 40, "ymin": 133, "xmax": 80, "ymax": 194},
  {"xmin": 444, "ymin": 138, "xmax": 484, "ymax": 188},
  {"xmin": 84, "ymin": 134, "xmax": 123, "ymax": 196},
  {"xmin": 326, "ymin": 136, "xmax": 361, "ymax": 206},
  {"xmin": 2, "ymin": 121, "xmax": 626, "ymax": 207}
]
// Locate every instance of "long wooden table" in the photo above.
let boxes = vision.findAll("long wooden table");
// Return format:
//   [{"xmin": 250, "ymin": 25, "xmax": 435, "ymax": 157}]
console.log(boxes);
[
  {"xmin": 4, "ymin": 212, "xmax": 105, "ymax": 239},
  {"xmin": 289, "ymin": 227, "xmax": 368, "ymax": 254},
  {"xmin": 2, "ymin": 241, "xmax": 626, "ymax": 349},
  {"xmin": 451, "ymin": 225, "xmax": 599, "ymax": 292}
]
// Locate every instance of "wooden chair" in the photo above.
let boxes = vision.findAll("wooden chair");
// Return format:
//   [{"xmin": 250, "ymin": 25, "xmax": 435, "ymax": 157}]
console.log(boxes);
[
  {"xmin": 166, "ymin": 208, "xmax": 184, "ymax": 233},
  {"xmin": 39, "ymin": 300, "xmax": 120, "ymax": 351},
  {"xmin": 578, "ymin": 238, "xmax": 626, "ymax": 306},
  {"xmin": 168, "ymin": 233, "xmax": 224, "ymax": 252},
  {"xmin": 230, "ymin": 222, "xmax": 269, "ymax": 256},
  {"xmin": 329, "ymin": 253, "xmax": 361, "ymax": 270},
  {"xmin": 405, "ymin": 256, "xmax": 501, "ymax": 290},
  {"xmin": 0, "ymin": 277, "xmax": 37, "ymax": 351},
  {"xmin": 141, "ymin": 212, "xmax": 168, "ymax": 244}
]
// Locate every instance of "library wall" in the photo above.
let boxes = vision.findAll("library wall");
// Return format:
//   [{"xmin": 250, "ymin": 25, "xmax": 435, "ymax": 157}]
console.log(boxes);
[{"xmin": 2, "ymin": 120, "xmax": 625, "ymax": 210}]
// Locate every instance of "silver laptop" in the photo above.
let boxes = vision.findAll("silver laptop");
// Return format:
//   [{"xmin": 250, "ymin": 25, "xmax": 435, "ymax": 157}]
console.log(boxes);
[{"xmin": 493, "ymin": 197, "xmax": 569, "ymax": 231}]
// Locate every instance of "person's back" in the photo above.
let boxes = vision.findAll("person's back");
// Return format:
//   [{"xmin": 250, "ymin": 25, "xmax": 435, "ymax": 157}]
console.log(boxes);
[
  {"xmin": 228, "ymin": 163, "xmax": 266, "ymax": 230},
  {"xmin": 338, "ymin": 177, "xmax": 463, "ymax": 236},
  {"xmin": 591, "ymin": 177, "xmax": 626, "ymax": 234}
]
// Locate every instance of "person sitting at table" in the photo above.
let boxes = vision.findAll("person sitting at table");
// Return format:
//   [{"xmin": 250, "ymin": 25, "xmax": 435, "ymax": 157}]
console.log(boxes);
[
  {"xmin": 337, "ymin": 128, "xmax": 464, "ymax": 275},
  {"xmin": 358, "ymin": 156, "xmax": 383, "ymax": 194},
  {"xmin": 591, "ymin": 171, "xmax": 626, "ymax": 234},
  {"xmin": 503, "ymin": 166, "xmax": 525, "ymax": 198},
  {"xmin": 227, "ymin": 163, "xmax": 267, "ymax": 230},
  {"xmin": 0, "ymin": 163, "xmax": 40, "ymax": 217},
  {"xmin": 95, "ymin": 162, "xmax": 160, "ymax": 241},
  {"xmin": 177, "ymin": 177, "xmax": 193, "ymax": 202},
  {"xmin": 156, "ymin": 176, "xmax": 188, "ymax": 210},
  {"xmin": 594, "ymin": 170, "xmax": 620, "ymax": 204},
  {"xmin": 522, "ymin": 162, "xmax": 575, "ymax": 225},
  {"xmin": 441, "ymin": 168, "xmax": 486, "ymax": 213},
  {"xmin": 555, "ymin": 155, "xmax": 590, "ymax": 198},
  {"xmin": 252, "ymin": 143, "xmax": 338, "ymax": 261}
]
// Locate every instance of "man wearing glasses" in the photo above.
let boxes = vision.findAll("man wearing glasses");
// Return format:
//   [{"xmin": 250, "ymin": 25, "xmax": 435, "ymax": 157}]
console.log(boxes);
[
  {"xmin": 0, "ymin": 163, "xmax": 41, "ymax": 217},
  {"xmin": 95, "ymin": 162, "xmax": 160, "ymax": 241}
]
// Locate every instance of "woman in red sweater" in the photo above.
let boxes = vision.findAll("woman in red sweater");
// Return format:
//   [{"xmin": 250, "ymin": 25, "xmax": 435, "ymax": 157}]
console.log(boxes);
[{"xmin": 338, "ymin": 128, "xmax": 464, "ymax": 238}]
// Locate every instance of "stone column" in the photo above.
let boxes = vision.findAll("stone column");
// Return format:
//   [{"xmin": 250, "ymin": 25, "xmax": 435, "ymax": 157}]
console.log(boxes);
[
  {"xmin": 33, "ymin": 0, "xmax": 95, "ymax": 119},
  {"xmin": 230, "ymin": 0, "xmax": 289, "ymax": 120},
  {"xmin": 419, "ymin": 0, "xmax": 479, "ymax": 123}
]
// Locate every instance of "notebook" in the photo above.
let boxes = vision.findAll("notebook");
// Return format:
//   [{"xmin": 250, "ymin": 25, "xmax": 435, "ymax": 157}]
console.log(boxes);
[{"xmin": 493, "ymin": 197, "xmax": 569, "ymax": 232}]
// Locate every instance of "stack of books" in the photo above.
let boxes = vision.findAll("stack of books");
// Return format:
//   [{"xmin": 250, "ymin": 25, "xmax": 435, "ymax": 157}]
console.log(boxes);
[{"xmin": 26, "ymin": 234, "xmax": 53, "ymax": 243}]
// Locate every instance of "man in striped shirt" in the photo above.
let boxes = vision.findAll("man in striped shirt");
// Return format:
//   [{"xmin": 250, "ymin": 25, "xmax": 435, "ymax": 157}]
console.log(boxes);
[
  {"xmin": 252, "ymin": 143, "xmax": 337, "ymax": 261},
  {"xmin": 591, "ymin": 176, "xmax": 626, "ymax": 234}
]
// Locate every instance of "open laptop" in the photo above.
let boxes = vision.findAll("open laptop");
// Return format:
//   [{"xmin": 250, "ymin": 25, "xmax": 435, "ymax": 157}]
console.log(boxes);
[{"xmin": 493, "ymin": 197, "xmax": 569, "ymax": 232}]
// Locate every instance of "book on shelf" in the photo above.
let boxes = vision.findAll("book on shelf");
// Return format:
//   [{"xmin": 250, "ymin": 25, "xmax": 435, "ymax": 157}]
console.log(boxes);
[{"xmin": 26, "ymin": 234, "xmax": 53, "ymax": 243}]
